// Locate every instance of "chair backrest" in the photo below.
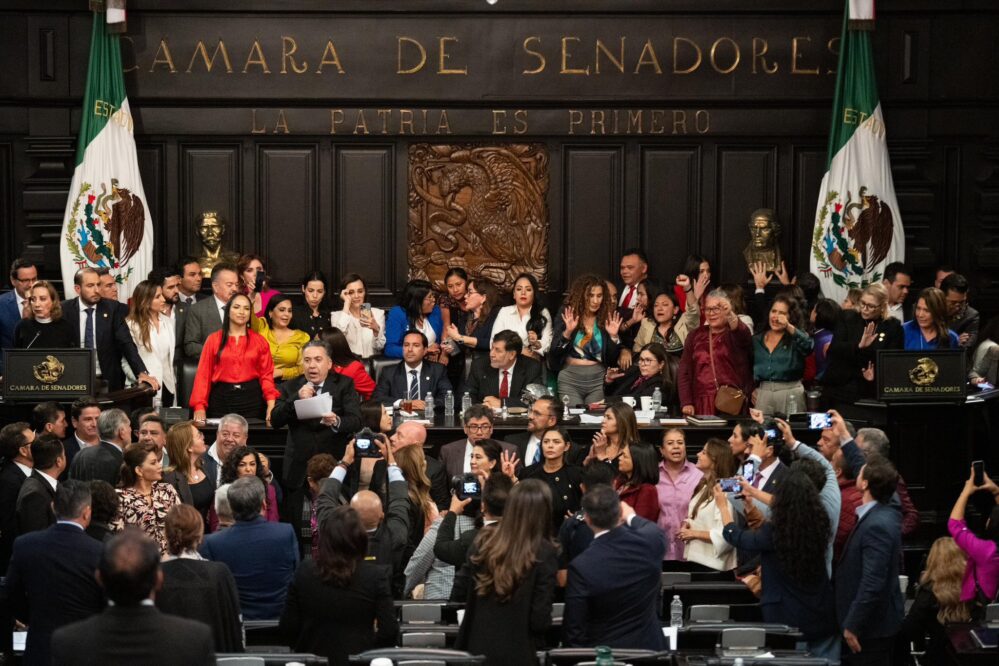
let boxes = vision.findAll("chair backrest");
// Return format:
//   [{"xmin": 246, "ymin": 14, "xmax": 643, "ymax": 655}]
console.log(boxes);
[
  {"xmin": 216, "ymin": 659, "xmax": 265, "ymax": 666},
  {"xmin": 660, "ymin": 572, "xmax": 691, "ymax": 587},
  {"xmin": 398, "ymin": 662, "xmax": 447, "ymax": 666},
  {"xmin": 402, "ymin": 603, "xmax": 443, "ymax": 624},
  {"xmin": 351, "ymin": 648, "xmax": 484, "ymax": 665},
  {"xmin": 689, "ymin": 604, "xmax": 730, "ymax": 622},
  {"xmin": 720, "ymin": 627, "xmax": 766, "ymax": 649},
  {"xmin": 178, "ymin": 356, "xmax": 199, "ymax": 408},
  {"xmin": 401, "ymin": 632, "xmax": 447, "ymax": 648},
  {"xmin": 986, "ymin": 602, "xmax": 999, "ymax": 624},
  {"xmin": 551, "ymin": 602, "xmax": 565, "ymax": 620},
  {"xmin": 372, "ymin": 357, "xmax": 401, "ymax": 383}
]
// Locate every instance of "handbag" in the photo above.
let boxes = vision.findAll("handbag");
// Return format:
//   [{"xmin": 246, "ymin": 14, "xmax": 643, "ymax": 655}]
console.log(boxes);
[{"xmin": 708, "ymin": 329, "xmax": 745, "ymax": 415}]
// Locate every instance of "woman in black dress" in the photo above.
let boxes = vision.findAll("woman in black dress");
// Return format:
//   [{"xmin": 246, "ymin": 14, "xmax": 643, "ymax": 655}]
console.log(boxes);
[
  {"xmin": 518, "ymin": 427, "xmax": 582, "ymax": 533},
  {"xmin": 604, "ymin": 342, "xmax": 678, "ymax": 410},
  {"xmin": 456, "ymin": 479, "xmax": 558, "ymax": 664},
  {"xmin": 13, "ymin": 280, "xmax": 75, "ymax": 348},
  {"xmin": 291, "ymin": 271, "xmax": 333, "ymax": 340},
  {"xmin": 162, "ymin": 421, "xmax": 214, "ymax": 526}
]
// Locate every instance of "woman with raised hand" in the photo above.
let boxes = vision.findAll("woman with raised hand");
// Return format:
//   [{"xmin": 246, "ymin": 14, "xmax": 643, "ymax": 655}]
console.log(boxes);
[
  {"xmin": 491, "ymin": 272, "xmax": 553, "ymax": 361},
  {"xmin": 330, "ymin": 273, "xmax": 386, "ymax": 359}
]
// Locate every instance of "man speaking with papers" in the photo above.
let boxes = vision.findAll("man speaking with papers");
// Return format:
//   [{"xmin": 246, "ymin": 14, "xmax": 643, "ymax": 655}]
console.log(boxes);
[{"xmin": 271, "ymin": 340, "xmax": 362, "ymax": 490}]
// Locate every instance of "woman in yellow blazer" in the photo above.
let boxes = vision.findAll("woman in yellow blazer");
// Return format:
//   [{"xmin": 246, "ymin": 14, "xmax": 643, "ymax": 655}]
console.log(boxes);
[{"xmin": 253, "ymin": 293, "xmax": 311, "ymax": 382}]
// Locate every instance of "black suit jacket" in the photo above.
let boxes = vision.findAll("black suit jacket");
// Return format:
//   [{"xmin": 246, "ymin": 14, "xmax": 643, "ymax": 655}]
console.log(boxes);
[
  {"xmin": 60, "ymin": 297, "xmax": 148, "ymax": 392},
  {"xmin": 372, "ymin": 360, "xmax": 453, "ymax": 408},
  {"xmin": 835, "ymin": 501, "xmax": 905, "ymax": 640},
  {"xmin": 68, "ymin": 441, "xmax": 124, "ymax": 486},
  {"xmin": 6, "ymin": 523, "xmax": 105, "ymax": 666},
  {"xmin": 823, "ymin": 310, "xmax": 904, "ymax": 403},
  {"xmin": 564, "ymin": 516, "xmax": 667, "ymax": 650},
  {"xmin": 158, "ymin": 559, "xmax": 243, "ymax": 653},
  {"xmin": 0, "ymin": 461, "xmax": 30, "ymax": 570},
  {"xmin": 270, "ymin": 373, "xmax": 363, "ymax": 488},
  {"xmin": 279, "ymin": 560, "xmax": 397, "ymax": 666},
  {"xmin": 15, "ymin": 472, "xmax": 56, "ymax": 536},
  {"xmin": 464, "ymin": 355, "xmax": 543, "ymax": 408},
  {"xmin": 51, "ymin": 605, "xmax": 215, "ymax": 666},
  {"xmin": 172, "ymin": 300, "xmax": 190, "ymax": 361},
  {"xmin": 760, "ymin": 460, "xmax": 789, "ymax": 495}
]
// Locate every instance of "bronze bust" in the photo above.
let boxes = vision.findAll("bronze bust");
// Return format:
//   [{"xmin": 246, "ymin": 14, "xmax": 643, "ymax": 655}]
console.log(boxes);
[
  {"xmin": 743, "ymin": 208, "xmax": 782, "ymax": 273},
  {"xmin": 196, "ymin": 211, "xmax": 239, "ymax": 277}
]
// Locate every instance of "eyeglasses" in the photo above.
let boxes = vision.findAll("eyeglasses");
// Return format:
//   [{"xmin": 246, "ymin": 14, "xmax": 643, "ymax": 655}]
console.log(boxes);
[
  {"xmin": 466, "ymin": 423, "xmax": 492, "ymax": 432},
  {"xmin": 858, "ymin": 301, "xmax": 879, "ymax": 311},
  {"xmin": 703, "ymin": 306, "xmax": 723, "ymax": 314}
]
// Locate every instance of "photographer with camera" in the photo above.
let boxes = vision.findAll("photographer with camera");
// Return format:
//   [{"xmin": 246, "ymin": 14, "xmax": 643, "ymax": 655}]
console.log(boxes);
[
  {"xmin": 314, "ymin": 429, "xmax": 411, "ymax": 597},
  {"xmin": 444, "ymin": 473, "xmax": 514, "ymax": 602}
]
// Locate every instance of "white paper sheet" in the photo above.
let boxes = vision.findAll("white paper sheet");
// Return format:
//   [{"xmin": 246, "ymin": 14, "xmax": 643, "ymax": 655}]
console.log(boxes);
[{"xmin": 294, "ymin": 392, "xmax": 332, "ymax": 420}]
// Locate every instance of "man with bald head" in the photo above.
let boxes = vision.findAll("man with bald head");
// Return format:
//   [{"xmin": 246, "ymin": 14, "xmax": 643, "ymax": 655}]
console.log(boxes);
[{"xmin": 315, "ymin": 436, "xmax": 411, "ymax": 595}]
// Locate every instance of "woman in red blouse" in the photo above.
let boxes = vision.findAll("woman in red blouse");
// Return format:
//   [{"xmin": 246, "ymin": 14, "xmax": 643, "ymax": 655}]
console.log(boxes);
[
  {"xmin": 190, "ymin": 293, "xmax": 280, "ymax": 424},
  {"xmin": 614, "ymin": 442, "xmax": 661, "ymax": 522},
  {"xmin": 319, "ymin": 326, "xmax": 376, "ymax": 400}
]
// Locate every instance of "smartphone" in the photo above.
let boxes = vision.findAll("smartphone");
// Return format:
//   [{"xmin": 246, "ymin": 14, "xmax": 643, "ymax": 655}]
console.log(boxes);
[
  {"xmin": 742, "ymin": 458, "xmax": 759, "ymax": 481},
  {"xmin": 255, "ymin": 268, "xmax": 266, "ymax": 289},
  {"xmin": 973, "ymin": 460, "xmax": 985, "ymax": 486},
  {"xmin": 361, "ymin": 302, "xmax": 372, "ymax": 317},
  {"xmin": 979, "ymin": 382, "xmax": 995, "ymax": 391},
  {"xmin": 719, "ymin": 477, "xmax": 742, "ymax": 493},
  {"xmin": 764, "ymin": 428, "xmax": 779, "ymax": 441},
  {"xmin": 808, "ymin": 412, "xmax": 833, "ymax": 430}
]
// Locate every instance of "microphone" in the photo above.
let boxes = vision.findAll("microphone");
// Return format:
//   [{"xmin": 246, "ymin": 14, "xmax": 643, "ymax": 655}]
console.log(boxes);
[{"xmin": 25, "ymin": 331, "xmax": 41, "ymax": 349}]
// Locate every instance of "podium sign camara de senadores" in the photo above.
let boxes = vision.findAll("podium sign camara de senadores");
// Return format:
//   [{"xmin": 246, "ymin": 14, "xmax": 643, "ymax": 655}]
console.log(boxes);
[
  {"xmin": 876, "ymin": 350, "xmax": 967, "ymax": 403},
  {"xmin": 2, "ymin": 349, "xmax": 97, "ymax": 401}
]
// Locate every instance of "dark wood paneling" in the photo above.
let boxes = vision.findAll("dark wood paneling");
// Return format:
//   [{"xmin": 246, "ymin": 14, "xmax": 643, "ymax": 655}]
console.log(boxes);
[
  {"xmin": 336, "ymin": 145, "xmax": 394, "ymax": 292},
  {"xmin": 563, "ymin": 146, "xmax": 623, "ymax": 280},
  {"xmin": 179, "ymin": 144, "xmax": 241, "ymax": 259},
  {"xmin": 715, "ymin": 146, "xmax": 777, "ymax": 284},
  {"xmin": 792, "ymin": 147, "xmax": 827, "ymax": 275},
  {"xmin": 640, "ymin": 146, "xmax": 700, "ymax": 282},
  {"xmin": 135, "ymin": 143, "xmax": 166, "ymax": 266},
  {"xmin": 257, "ymin": 144, "xmax": 318, "ymax": 288},
  {"xmin": 890, "ymin": 142, "xmax": 937, "ymax": 272}
]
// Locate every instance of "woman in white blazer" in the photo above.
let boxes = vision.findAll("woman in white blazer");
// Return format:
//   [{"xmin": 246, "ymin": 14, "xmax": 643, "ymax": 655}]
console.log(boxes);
[
  {"xmin": 490, "ymin": 273, "xmax": 553, "ymax": 361},
  {"xmin": 126, "ymin": 279, "xmax": 176, "ymax": 407}
]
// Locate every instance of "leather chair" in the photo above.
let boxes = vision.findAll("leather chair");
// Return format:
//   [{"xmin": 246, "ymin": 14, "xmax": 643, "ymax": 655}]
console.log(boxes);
[
  {"xmin": 174, "ymin": 357, "xmax": 200, "ymax": 409},
  {"xmin": 370, "ymin": 356, "xmax": 400, "ymax": 383}
]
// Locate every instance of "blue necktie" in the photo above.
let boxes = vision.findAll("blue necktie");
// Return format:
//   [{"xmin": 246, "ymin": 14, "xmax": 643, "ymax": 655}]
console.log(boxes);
[
  {"xmin": 409, "ymin": 370, "xmax": 419, "ymax": 400},
  {"xmin": 533, "ymin": 443, "xmax": 543, "ymax": 465},
  {"xmin": 83, "ymin": 307, "xmax": 95, "ymax": 349}
]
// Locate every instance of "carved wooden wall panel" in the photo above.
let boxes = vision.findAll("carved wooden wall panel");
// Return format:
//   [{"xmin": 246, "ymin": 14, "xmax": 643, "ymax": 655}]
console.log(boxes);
[
  {"xmin": 408, "ymin": 143, "xmax": 550, "ymax": 292},
  {"xmin": 640, "ymin": 146, "xmax": 700, "ymax": 283},
  {"xmin": 257, "ymin": 144, "xmax": 319, "ymax": 280},
  {"xmin": 562, "ymin": 146, "xmax": 622, "ymax": 282},
  {"xmin": 180, "ymin": 144, "xmax": 241, "ymax": 261},
  {"xmin": 337, "ymin": 145, "xmax": 394, "ymax": 294}
]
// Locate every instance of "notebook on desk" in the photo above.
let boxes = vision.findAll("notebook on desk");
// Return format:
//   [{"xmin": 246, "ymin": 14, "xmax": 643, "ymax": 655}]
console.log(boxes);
[{"xmin": 971, "ymin": 627, "xmax": 999, "ymax": 649}]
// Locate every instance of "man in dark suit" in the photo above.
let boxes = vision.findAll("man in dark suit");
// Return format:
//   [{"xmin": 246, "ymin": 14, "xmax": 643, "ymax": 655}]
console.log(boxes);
[
  {"xmin": 745, "ymin": 421, "xmax": 789, "ymax": 495},
  {"xmin": 51, "ymin": 530, "xmax": 214, "ymax": 666},
  {"xmin": 62, "ymin": 397, "xmax": 102, "ymax": 473},
  {"xmin": 564, "ymin": 485, "xmax": 667, "ymax": 650},
  {"xmin": 0, "ymin": 258, "xmax": 37, "ymax": 374},
  {"xmin": 95, "ymin": 268, "xmax": 130, "ymax": 319},
  {"xmin": 271, "ymin": 340, "xmax": 362, "ymax": 489},
  {"xmin": 615, "ymin": 248, "xmax": 650, "ymax": 367},
  {"xmin": 372, "ymin": 330, "xmax": 453, "ymax": 409},
  {"xmin": 69, "ymin": 408, "xmax": 130, "ymax": 486},
  {"xmin": 183, "ymin": 262, "xmax": 239, "ymax": 359},
  {"xmin": 0, "ymin": 422, "xmax": 34, "ymax": 571},
  {"xmin": 504, "ymin": 396, "xmax": 586, "ymax": 468},
  {"xmin": 16, "ymin": 434, "xmax": 65, "ymax": 536},
  {"xmin": 200, "ymin": 476, "xmax": 299, "ymax": 620},
  {"xmin": 176, "ymin": 256, "xmax": 205, "ymax": 306},
  {"xmin": 465, "ymin": 330, "xmax": 543, "ymax": 409},
  {"xmin": 6, "ymin": 480, "xmax": 104, "ymax": 666},
  {"xmin": 439, "ymin": 405, "xmax": 514, "ymax": 479},
  {"xmin": 835, "ymin": 457, "xmax": 905, "ymax": 665},
  {"xmin": 61, "ymin": 267, "xmax": 159, "ymax": 393}
]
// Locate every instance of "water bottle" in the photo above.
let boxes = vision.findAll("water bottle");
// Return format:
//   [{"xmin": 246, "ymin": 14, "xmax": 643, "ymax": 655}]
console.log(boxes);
[
  {"xmin": 594, "ymin": 646, "xmax": 614, "ymax": 666},
  {"xmin": 561, "ymin": 393, "xmax": 571, "ymax": 419},
  {"xmin": 786, "ymin": 392, "xmax": 800, "ymax": 416},
  {"xmin": 461, "ymin": 391, "xmax": 472, "ymax": 416},
  {"xmin": 670, "ymin": 594, "xmax": 683, "ymax": 627},
  {"xmin": 651, "ymin": 386, "xmax": 662, "ymax": 413},
  {"xmin": 424, "ymin": 392, "xmax": 434, "ymax": 419},
  {"xmin": 733, "ymin": 659, "xmax": 745, "ymax": 666},
  {"xmin": 500, "ymin": 399, "xmax": 508, "ymax": 420},
  {"xmin": 444, "ymin": 389, "xmax": 455, "ymax": 417}
]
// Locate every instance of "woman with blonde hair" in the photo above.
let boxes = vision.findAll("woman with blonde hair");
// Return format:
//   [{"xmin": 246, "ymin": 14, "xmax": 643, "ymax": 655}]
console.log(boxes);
[
  {"xmin": 126, "ymin": 279, "xmax": 176, "ymax": 406},
  {"xmin": 13, "ymin": 280, "xmax": 75, "ymax": 348},
  {"xmin": 898, "ymin": 536, "xmax": 970, "ymax": 663},
  {"xmin": 679, "ymin": 438, "xmax": 737, "ymax": 571},
  {"xmin": 161, "ymin": 421, "xmax": 213, "ymax": 524},
  {"xmin": 394, "ymin": 444, "xmax": 438, "ymax": 560},
  {"xmin": 822, "ymin": 281, "xmax": 903, "ymax": 408},
  {"xmin": 455, "ymin": 479, "xmax": 558, "ymax": 663}
]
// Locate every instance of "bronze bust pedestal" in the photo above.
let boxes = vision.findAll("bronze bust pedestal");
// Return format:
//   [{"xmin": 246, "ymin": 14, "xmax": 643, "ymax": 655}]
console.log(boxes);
[{"xmin": 195, "ymin": 212, "xmax": 240, "ymax": 277}]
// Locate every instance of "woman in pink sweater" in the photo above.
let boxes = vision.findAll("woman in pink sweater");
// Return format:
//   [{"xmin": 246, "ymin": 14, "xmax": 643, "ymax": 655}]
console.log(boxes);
[{"xmin": 947, "ymin": 466, "xmax": 999, "ymax": 604}]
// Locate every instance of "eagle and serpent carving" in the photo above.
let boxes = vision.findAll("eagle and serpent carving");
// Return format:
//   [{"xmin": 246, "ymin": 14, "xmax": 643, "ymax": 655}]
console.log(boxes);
[
  {"xmin": 408, "ymin": 144, "xmax": 550, "ymax": 292},
  {"xmin": 840, "ymin": 186, "xmax": 894, "ymax": 271}
]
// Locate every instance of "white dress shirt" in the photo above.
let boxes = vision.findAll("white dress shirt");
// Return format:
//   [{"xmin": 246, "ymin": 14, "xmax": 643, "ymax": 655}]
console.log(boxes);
[
  {"xmin": 497, "ymin": 359, "xmax": 517, "ymax": 398},
  {"xmin": 38, "ymin": 469, "xmax": 58, "ymax": 492},
  {"xmin": 77, "ymin": 299, "xmax": 102, "ymax": 375},
  {"xmin": 330, "ymin": 307, "xmax": 386, "ymax": 358},
  {"xmin": 127, "ymin": 314, "xmax": 176, "ymax": 398},
  {"xmin": 393, "ymin": 362, "xmax": 424, "ymax": 408},
  {"xmin": 523, "ymin": 434, "xmax": 542, "ymax": 467},
  {"xmin": 462, "ymin": 439, "xmax": 474, "ymax": 473},
  {"xmin": 490, "ymin": 305, "xmax": 553, "ymax": 355}
]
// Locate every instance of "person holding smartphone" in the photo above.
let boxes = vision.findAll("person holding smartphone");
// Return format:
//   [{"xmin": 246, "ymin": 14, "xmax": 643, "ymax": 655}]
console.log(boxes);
[
  {"xmin": 330, "ymin": 273, "xmax": 386, "ymax": 359},
  {"xmin": 948, "ymin": 464, "xmax": 999, "ymax": 608},
  {"xmin": 237, "ymin": 254, "xmax": 279, "ymax": 318}
]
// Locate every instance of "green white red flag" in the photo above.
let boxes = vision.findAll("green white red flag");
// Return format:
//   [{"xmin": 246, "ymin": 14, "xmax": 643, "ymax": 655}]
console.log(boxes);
[
  {"xmin": 60, "ymin": 9, "xmax": 151, "ymax": 300},
  {"xmin": 810, "ymin": 0, "xmax": 904, "ymax": 303}
]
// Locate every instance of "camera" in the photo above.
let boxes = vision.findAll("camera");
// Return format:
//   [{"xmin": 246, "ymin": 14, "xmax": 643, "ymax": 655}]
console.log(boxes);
[
  {"xmin": 808, "ymin": 412, "xmax": 833, "ymax": 430},
  {"xmin": 451, "ymin": 473, "xmax": 482, "ymax": 500},
  {"xmin": 719, "ymin": 477, "xmax": 742, "ymax": 493},
  {"xmin": 353, "ymin": 427, "xmax": 381, "ymax": 458}
]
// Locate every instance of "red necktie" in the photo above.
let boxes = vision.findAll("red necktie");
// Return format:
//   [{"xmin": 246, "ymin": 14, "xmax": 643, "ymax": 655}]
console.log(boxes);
[
  {"xmin": 499, "ymin": 370, "xmax": 509, "ymax": 399},
  {"xmin": 622, "ymin": 286, "xmax": 635, "ymax": 308}
]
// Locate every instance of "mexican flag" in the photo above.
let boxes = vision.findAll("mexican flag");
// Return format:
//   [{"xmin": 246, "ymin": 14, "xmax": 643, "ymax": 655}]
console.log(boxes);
[
  {"xmin": 810, "ymin": 0, "xmax": 904, "ymax": 303},
  {"xmin": 60, "ymin": 9, "xmax": 151, "ymax": 300}
]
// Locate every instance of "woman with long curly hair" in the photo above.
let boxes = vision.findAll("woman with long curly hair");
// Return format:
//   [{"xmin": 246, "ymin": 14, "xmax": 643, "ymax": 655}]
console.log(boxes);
[
  {"xmin": 455, "ymin": 479, "xmax": 558, "ymax": 664},
  {"xmin": 124, "ymin": 279, "xmax": 176, "ymax": 406},
  {"xmin": 898, "ymin": 536, "xmax": 970, "ymax": 664},
  {"xmin": 280, "ymin": 505, "xmax": 397, "ymax": 666},
  {"xmin": 718, "ymin": 467, "xmax": 838, "ymax": 662},
  {"xmin": 209, "ymin": 446, "xmax": 279, "ymax": 529},
  {"xmin": 550, "ymin": 274, "xmax": 624, "ymax": 406},
  {"xmin": 394, "ymin": 444, "xmax": 438, "ymax": 561},
  {"xmin": 679, "ymin": 438, "xmax": 737, "ymax": 571}
]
